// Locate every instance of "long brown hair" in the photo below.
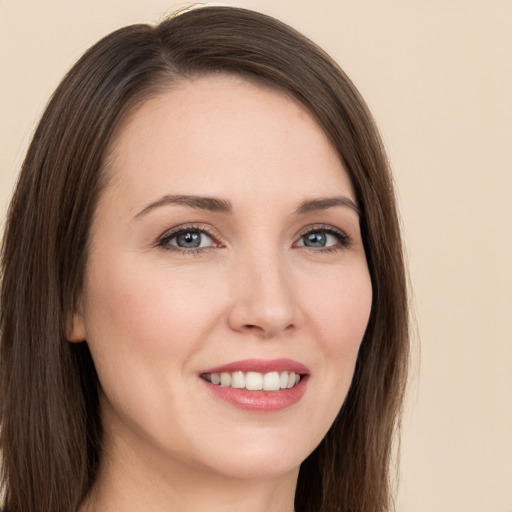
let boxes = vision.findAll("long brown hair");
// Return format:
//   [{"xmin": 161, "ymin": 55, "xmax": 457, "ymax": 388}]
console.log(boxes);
[{"xmin": 0, "ymin": 7, "xmax": 408, "ymax": 512}]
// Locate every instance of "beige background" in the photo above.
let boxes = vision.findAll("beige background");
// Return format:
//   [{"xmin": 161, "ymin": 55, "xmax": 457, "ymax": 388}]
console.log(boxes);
[{"xmin": 1, "ymin": 1, "xmax": 511, "ymax": 510}]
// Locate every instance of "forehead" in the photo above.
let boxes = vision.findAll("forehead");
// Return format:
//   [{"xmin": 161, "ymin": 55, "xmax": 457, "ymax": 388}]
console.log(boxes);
[{"xmin": 102, "ymin": 75, "xmax": 355, "ymax": 210}]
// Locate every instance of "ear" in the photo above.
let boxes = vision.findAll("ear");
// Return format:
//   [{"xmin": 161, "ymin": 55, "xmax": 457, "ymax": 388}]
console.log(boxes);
[{"xmin": 66, "ymin": 300, "xmax": 87, "ymax": 343}]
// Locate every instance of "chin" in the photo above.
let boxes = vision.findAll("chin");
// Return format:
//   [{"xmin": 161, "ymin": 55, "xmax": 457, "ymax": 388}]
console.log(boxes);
[
  {"xmin": 183, "ymin": 426, "xmax": 320, "ymax": 481},
  {"xmin": 204, "ymin": 450, "xmax": 304, "ymax": 481}
]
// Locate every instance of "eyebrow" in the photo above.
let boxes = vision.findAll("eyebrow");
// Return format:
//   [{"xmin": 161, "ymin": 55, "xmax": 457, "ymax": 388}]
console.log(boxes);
[
  {"xmin": 295, "ymin": 196, "xmax": 360, "ymax": 216},
  {"xmin": 134, "ymin": 194, "xmax": 233, "ymax": 219},
  {"xmin": 134, "ymin": 193, "xmax": 360, "ymax": 219}
]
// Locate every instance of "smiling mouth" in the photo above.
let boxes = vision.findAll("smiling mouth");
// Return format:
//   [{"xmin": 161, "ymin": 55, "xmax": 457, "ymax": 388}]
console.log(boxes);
[{"xmin": 201, "ymin": 371, "xmax": 301, "ymax": 391}]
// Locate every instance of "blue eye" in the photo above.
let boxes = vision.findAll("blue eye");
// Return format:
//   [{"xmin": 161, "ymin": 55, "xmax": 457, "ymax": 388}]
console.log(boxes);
[
  {"xmin": 295, "ymin": 227, "xmax": 350, "ymax": 250},
  {"xmin": 303, "ymin": 232, "xmax": 330, "ymax": 247},
  {"xmin": 160, "ymin": 228, "xmax": 216, "ymax": 251},
  {"xmin": 175, "ymin": 231, "xmax": 204, "ymax": 248}
]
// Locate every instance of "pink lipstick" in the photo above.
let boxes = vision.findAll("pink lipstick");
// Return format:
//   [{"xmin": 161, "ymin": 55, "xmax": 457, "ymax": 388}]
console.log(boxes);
[{"xmin": 200, "ymin": 358, "xmax": 310, "ymax": 412}]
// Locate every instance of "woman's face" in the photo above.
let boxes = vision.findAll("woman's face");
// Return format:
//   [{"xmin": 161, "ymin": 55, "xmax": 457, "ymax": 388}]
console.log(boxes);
[{"xmin": 71, "ymin": 75, "xmax": 372, "ymax": 482}]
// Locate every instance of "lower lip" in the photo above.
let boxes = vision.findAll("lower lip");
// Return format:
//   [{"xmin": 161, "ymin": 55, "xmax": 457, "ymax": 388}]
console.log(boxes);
[{"xmin": 202, "ymin": 376, "xmax": 309, "ymax": 412}]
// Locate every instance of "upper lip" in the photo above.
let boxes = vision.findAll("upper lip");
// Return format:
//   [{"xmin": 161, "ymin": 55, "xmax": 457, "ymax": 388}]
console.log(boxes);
[{"xmin": 200, "ymin": 358, "xmax": 310, "ymax": 375}]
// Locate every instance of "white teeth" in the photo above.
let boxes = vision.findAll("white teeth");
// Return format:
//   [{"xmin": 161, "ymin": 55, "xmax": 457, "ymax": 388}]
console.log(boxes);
[
  {"xmin": 263, "ymin": 371, "xmax": 280, "ymax": 391},
  {"xmin": 231, "ymin": 371, "xmax": 245, "ymax": 389},
  {"xmin": 245, "ymin": 372, "xmax": 263, "ymax": 390},
  {"xmin": 204, "ymin": 370, "xmax": 303, "ymax": 391},
  {"xmin": 220, "ymin": 372, "xmax": 231, "ymax": 387}
]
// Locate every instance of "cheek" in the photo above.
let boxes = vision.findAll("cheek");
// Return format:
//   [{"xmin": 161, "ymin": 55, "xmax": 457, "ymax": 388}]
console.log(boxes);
[
  {"xmin": 83, "ymin": 254, "xmax": 216, "ymax": 342},
  {"xmin": 80, "ymin": 255, "xmax": 228, "ymax": 443},
  {"xmin": 302, "ymin": 262, "xmax": 372, "ymax": 394},
  {"xmin": 287, "ymin": 261, "xmax": 372, "ymax": 448},
  {"xmin": 304, "ymin": 263, "xmax": 372, "ymax": 350},
  {"xmin": 80, "ymin": 253, "xmax": 225, "ymax": 402}
]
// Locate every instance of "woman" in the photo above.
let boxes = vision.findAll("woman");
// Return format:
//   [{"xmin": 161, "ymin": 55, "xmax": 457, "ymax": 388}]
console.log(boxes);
[{"xmin": 0, "ymin": 6, "xmax": 408, "ymax": 512}]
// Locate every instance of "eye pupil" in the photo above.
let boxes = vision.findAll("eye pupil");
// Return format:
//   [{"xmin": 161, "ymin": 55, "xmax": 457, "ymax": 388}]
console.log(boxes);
[
  {"xmin": 176, "ymin": 231, "xmax": 201, "ymax": 248},
  {"xmin": 304, "ymin": 232, "xmax": 326, "ymax": 247}
]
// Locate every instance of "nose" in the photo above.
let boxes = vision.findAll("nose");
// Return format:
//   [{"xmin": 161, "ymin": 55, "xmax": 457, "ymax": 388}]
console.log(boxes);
[{"xmin": 228, "ymin": 249, "xmax": 300, "ymax": 338}]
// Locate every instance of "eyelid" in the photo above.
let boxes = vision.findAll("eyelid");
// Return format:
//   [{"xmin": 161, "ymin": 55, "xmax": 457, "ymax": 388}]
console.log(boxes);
[
  {"xmin": 156, "ymin": 224, "xmax": 223, "ymax": 252},
  {"xmin": 154, "ymin": 222, "xmax": 352, "ymax": 253},
  {"xmin": 293, "ymin": 224, "xmax": 352, "ymax": 249}
]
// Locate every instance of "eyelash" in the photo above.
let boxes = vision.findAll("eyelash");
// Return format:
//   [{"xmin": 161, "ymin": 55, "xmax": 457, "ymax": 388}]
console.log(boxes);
[
  {"xmin": 296, "ymin": 225, "xmax": 352, "ymax": 253},
  {"xmin": 157, "ymin": 224, "xmax": 218, "ymax": 255},
  {"xmin": 156, "ymin": 224, "xmax": 352, "ymax": 255}
]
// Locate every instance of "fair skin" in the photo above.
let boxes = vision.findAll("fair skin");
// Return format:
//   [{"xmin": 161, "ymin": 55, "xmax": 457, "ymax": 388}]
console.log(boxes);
[{"xmin": 70, "ymin": 75, "xmax": 372, "ymax": 512}]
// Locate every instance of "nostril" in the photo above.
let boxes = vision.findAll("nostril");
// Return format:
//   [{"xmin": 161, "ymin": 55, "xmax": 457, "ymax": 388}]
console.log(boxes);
[
  {"xmin": 244, "ymin": 324, "xmax": 263, "ymax": 332},
  {"xmin": 241, "ymin": 322, "xmax": 295, "ymax": 336}
]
